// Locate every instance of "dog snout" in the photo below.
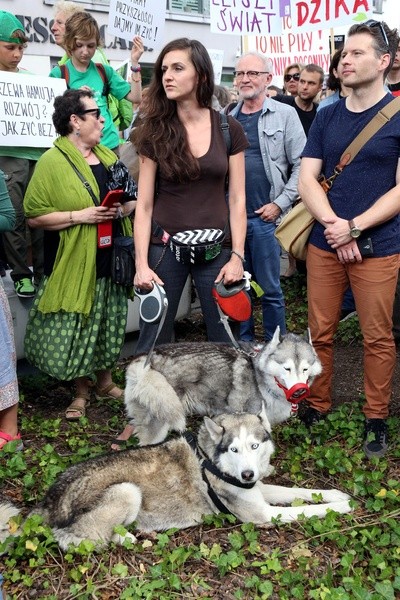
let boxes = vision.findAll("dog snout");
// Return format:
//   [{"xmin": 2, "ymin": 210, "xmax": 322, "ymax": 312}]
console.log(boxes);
[
  {"xmin": 292, "ymin": 386, "xmax": 308, "ymax": 399},
  {"xmin": 241, "ymin": 470, "xmax": 255, "ymax": 482}
]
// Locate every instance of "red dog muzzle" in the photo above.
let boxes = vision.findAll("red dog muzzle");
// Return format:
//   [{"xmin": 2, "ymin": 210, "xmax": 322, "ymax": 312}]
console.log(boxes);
[{"xmin": 275, "ymin": 379, "xmax": 311, "ymax": 413}]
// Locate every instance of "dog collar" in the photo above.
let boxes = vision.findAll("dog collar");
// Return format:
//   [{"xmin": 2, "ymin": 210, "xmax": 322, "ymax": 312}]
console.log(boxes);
[{"xmin": 183, "ymin": 431, "xmax": 256, "ymax": 516}]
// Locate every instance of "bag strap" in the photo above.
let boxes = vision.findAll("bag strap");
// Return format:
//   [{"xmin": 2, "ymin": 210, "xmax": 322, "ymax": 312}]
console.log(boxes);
[
  {"xmin": 219, "ymin": 112, "xmax": 231, "ymax": 155},
  {"xmin": 340, "ymin": 96, "xmax": 400, "ymax": 167},
  {"xmin": 94, "ymin": 63, "xmax": 110, "ymax": 97},
  {"xmin": 322, "ymin": 96, "xmax": 400, "ymax": 191},
  {"xmin": 59, "ymin": 62, "xmax": 109, "ymax": 98},
  {"xmin": 56, "ymin": 147, "xmax": 99, "ymax": 206},
  {"xmin": 59, "ymin": 64, "xmax": 69, "ymax": 87}
]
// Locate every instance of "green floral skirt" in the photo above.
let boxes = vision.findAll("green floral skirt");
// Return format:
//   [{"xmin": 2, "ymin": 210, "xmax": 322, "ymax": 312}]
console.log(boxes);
[{"xmin": 25, "ymin": 277, "xmax": 128, "ymax": 381}]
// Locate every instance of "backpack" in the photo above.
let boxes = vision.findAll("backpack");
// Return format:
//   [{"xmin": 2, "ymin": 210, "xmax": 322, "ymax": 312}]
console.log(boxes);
[{"xmin": 59, "ymin": 63, "xmax": 133, "ymax": 131}]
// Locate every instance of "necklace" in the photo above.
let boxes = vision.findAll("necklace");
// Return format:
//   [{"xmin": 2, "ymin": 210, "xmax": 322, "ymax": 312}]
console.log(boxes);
[{"xmin": 82, "ymin": 149, "xmax": 92, "ymax": 159}]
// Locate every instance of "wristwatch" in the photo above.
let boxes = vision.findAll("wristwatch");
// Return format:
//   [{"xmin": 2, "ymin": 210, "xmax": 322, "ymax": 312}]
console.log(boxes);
[{"xmin": 348, "ymin": 219, "xmax": 361, "ymax": 239}]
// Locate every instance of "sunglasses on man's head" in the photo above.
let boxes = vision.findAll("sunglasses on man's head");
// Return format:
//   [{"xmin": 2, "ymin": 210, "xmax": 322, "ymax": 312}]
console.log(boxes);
[
  {"xmin": 363, "ymin": 19, "xmax": 390, "ymax": 49},
  {"xmin": 284, "ymin": 73, "xmax": 300, "ymax": 82}
]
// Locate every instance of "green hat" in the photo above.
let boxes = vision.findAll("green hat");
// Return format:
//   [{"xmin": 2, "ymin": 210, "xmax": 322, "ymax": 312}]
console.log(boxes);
[{"xmin": 0, "ymin": 11, "xmax": 25, "ymax": 43}]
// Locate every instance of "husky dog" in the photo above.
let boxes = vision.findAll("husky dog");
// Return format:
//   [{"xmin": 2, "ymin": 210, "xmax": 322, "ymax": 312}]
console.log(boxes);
[
  {"xmin": 124, "ymin": 327, "xmax": 322, "ymax": 445},
  {"xmin": 0, "ymin": 413, "xmax": 351, "ymax": 551}
]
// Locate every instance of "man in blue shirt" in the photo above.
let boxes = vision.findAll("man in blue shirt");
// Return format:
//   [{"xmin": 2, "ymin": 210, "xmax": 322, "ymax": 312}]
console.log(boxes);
[{"xmin": 299, "ymin": 20, "xmax": 400, "ymax": 459}]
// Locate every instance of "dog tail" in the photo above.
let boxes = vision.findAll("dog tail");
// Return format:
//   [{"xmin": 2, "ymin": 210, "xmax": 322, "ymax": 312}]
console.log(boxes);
[{"xmin": 125, "ymin": 361, "xmax": 186, "ymax": 431}]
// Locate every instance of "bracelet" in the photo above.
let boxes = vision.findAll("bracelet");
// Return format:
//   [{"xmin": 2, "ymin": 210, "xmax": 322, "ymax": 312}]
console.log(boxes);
[
  {"xmin": 130, "ymin": 65, "xmax": 141, "ymax": 72},
  {"xmin": 116, "ymin": 207, "xmax": 124, "ymax": 219},
  {"xmin": 69, "ymin": 211, "xmax": 74, "ymax": 225},
  {"xmin": 131, "ymin": 76, "xmax": 141, "ymax": 83},
  {"xmin": 231, "ymin": 250, "xmax": 245, "ymax": 263}
]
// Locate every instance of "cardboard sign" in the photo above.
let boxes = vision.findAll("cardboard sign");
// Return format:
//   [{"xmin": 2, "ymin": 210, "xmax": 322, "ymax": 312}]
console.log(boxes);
[
  {"xmin": 210, "ymin": 0, "xmax": 283, "ymax": 36},
  {"xmin": 244, "ymin": 21, "xmax": 331, "ymax": 83},
  {"xmin": 108, "ymin": 0, "xmax": 165, "ymax": 49},
  {"xmin": 0, "ymin": 71, "xmax": 66, "ymax": 147},
  {"xmin": 289, "ymin": 0, "xmax": 372, "ymax": 33}
]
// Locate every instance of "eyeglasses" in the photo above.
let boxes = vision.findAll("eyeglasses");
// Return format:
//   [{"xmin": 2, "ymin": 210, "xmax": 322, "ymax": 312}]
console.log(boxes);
[
  {"xmin": 364, "ymin": 19, "xmax": 390, "ymax": 49},
  {"xmin": 233, "ymin": 70, "xmax": 269, "ymax": 80},
  {"xmin": 78, "ymin": 108, "xmax": 101, "ymax": 120},
  {"xmin": 284, "ymin": 73, "xmax": 300, "ymax": 82}
]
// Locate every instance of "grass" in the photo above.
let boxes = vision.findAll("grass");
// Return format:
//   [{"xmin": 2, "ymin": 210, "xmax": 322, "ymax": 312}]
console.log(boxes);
[{"xmin": 1, "ymin": 276, "xmax": 399, "ymax": 599}]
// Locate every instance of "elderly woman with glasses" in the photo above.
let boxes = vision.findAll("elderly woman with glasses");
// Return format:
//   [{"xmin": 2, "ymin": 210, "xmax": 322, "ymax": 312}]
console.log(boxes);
[
  {"xmin": 283, "ymin": 63, "xmax": 302, "ymax": 96},
  {"xmin": 23, "ymin": 89, "xmax": 137, "ymax": 422}
]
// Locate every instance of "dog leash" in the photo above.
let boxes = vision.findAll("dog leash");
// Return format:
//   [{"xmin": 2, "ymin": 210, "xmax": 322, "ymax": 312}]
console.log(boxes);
[{"xmin": 135, "ymin": 283, "xmax": 168, "ymax": 367}]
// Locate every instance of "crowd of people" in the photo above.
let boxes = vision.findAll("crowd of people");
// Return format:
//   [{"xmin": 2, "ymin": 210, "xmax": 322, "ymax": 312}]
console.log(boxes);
[{"xmin": 0, "ymin": 6, "xmax": 399, "ymax": 460}]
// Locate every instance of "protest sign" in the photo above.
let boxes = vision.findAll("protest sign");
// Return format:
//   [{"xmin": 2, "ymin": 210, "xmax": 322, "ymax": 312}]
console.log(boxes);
[
  {"xmin": 244, "ymin": 19, "xmax": 331, "ymax": 84},
  {"xmin": 289, "ymin": 0, "xmax": 372, "ymax": 33},
  {"xmin": 210, "ymin": 0, "xmax": 283, "ymax": 36},
  {"xmin": 207, "ymin": 49, "xmax": 224, "ymax": 84},
  {"xmin": 0, "ymin": 71, "xmax": 66, "ymax": 147},
  {"xmin": 108, "ymin": 0, "xmax": 165, "ymax": 49}
]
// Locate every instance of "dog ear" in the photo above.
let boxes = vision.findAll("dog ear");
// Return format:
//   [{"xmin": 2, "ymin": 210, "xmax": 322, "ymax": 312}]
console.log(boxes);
[
  {"xmin": 304, "ymin": 327, "xmax": 312, "ymax": 345},
  {"xmin": 203, "ymin": 416, "xmax": 224, "ymax": 441},
  {"xmin": 257, "ymin": 407, "xmax": 272, "ymax": 434},
  {"xmin": 268, "ymin": 326, "xmax": 281, "ymax": 350}
]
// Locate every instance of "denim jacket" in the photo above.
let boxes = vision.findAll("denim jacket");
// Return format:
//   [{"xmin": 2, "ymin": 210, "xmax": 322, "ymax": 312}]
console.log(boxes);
[{"xmin": 229, "ymin": 98, "xmax": 306, "ymax": 215}]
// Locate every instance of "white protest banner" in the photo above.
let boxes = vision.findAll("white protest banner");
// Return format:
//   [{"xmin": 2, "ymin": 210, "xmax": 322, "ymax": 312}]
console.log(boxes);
[
  {"xmin": 289, "ymin": 0, "xmax": 372, "ymax": 33},
  {"xmin": 108, "ymin": 0, "xmax": 165, "ymax": 49},
  {"xmin": 210, "ymin": 0, "xmax": 283, "ymax": 36},
  {"xmin": 207, "ymin": 49, "xmax": 224, "ymax": 84},
  {"xmin": 0, "ymin": 71, "xmax": 66, "ymax": 147},
  {"xmin": 244, "ymin": 19, "xmax": 331, "ymax": 84}
]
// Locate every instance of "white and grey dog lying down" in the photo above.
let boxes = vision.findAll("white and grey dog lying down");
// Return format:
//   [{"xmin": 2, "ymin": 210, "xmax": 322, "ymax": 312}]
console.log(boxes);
[
  {"xmin": 124, "ymin": 327, "xmax": 322, "ymax": 446},
  {"xmin": 0, "ymin": 413, "xmax": 352, "ymax": 551}
]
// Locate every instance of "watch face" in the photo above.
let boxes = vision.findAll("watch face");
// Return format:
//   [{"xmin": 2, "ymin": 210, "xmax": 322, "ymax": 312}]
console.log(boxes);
[{"xmin": 351, "ymin": 228, "xmax": 361, "ymax": 239}]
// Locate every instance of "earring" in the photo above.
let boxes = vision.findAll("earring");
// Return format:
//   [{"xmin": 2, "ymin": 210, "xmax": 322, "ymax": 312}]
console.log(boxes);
[{"xmin": 76, "ymin": 130, "xmax": 80, "ymax": 136}]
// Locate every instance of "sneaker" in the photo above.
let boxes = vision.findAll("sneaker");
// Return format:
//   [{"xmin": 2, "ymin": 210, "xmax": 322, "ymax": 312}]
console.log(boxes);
[
  {"xmin": 339, "ymin": 310, "xmax": 357, "ymax": 323},
  {"xmin": 14, "ymin": 277, "xmax": 35, "ymax": 298},
  {"xmin": 299, "ymin": 406, "xmax": 325, "ymax": 428},
  {"xmin": 363, "ymin": 419, "xmax": 388, "ymax": 459}
]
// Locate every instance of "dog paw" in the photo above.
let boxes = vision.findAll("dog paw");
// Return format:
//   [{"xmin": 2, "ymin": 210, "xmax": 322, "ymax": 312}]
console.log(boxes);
[
  {"xmin": 112, "ymin": 531, "xmax": 137, "ymax": 546},
  {"xmin": 322, "ymin": 489, "xmax": 351, "ymax": 503},
  {"xmin": 330, "ymin": 500, "xmax": 353, "ymax": 514}
]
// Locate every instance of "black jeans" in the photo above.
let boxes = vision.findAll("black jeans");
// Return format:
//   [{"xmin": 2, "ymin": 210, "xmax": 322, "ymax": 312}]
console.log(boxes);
[{"xmin": 135, "ymin": 244, "xmax": 233, "ymax": 355}]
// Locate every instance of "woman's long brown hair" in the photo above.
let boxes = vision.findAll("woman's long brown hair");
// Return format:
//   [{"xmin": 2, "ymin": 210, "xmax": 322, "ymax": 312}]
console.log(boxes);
[{"xmin": 131, "ymin": 38, "xmax": 214, "ymax": 183}]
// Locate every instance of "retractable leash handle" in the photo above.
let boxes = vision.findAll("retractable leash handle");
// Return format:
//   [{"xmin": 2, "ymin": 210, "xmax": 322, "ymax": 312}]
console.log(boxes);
[
  {"xmin": 134, "ymin": 282, "xmax": 169, "ymax": 368},
  {"xmin": 134, "ymin": 282, "xmax": 168, "ymax": 323}
]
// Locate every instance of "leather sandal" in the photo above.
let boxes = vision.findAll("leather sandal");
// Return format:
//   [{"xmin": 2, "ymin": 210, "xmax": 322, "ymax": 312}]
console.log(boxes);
[
  {"xmin": 65, "ymin": 394, "xmax": 90, "ymax": 421},
  {"xmin": 94, "ymin": 383, "xmax": 124, "ymax": 401},
  {"xmin": 0, "ymin": 431, "xmax": 23, "ymax": 451}
]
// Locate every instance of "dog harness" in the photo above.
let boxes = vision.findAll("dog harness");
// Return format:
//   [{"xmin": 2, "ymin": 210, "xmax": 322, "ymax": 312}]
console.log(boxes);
[{"xmin": 183, "ymin": 431, "xmax": 256, "ymax": 517}]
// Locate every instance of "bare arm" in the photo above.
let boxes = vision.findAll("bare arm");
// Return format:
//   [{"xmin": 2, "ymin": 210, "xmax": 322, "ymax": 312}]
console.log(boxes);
[
  {"xmin": 324, "ymin": 158, "xmax": 400, "ymax": 248},
  {"xmin": 27, "ymin": 205, "xmax": 119, "ymax": 230},
  {"xmin": 216, "ymin": 151, "xmax": 246, "ymax": 284},
  {"xmin": 298, "ymin": 157, "xmax": 337, "ymax": 223},
  {"xmin": 125, "ymin": 36, "xmax": 144, "ymax": 104},
  {"xmin": 133, "ymin": 156, "xmax": 164, "ymax": 289}
]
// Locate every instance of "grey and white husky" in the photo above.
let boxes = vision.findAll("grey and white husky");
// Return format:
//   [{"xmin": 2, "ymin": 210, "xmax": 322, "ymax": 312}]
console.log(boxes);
[
  {"xmin": 0, "ymin": 413, "xmax": 351, "ymax": 551},
  {"xmin": 124, "ymin": 327, "xmax": 322, "ymax": 445}
]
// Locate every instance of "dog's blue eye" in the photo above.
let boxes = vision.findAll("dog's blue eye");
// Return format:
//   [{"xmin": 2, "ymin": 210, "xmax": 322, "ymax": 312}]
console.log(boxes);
[
  {"xmin": 230, "ymin": 447, "xmax": 238, "ymax": 453},
  {"xmin": 251, "ymin": 443, "xmax": 259, "ymax": 450}
]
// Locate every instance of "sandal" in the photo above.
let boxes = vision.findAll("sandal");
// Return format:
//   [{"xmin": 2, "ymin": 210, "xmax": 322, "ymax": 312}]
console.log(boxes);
[
  {"xmin": 65, "ymin": 394, "xmax": 90, "ymax": 421},
  {"xmin": 95, "ymin": 383, "xmax": 124, "ymax": 401},
  {"xmin": 0, "ymin": 431, "xmax": 23, "ymax": 451}
]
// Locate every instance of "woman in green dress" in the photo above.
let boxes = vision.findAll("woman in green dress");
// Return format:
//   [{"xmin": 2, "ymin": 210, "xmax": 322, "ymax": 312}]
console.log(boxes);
[{"xmin": 24, "ymin": 88, "xmax": 136, "ymax": 421}]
